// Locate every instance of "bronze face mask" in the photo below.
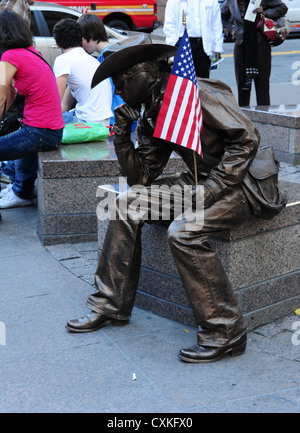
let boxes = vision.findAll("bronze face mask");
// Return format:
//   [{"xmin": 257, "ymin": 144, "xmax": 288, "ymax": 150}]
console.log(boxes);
[{"xmin": 113, "ymin": 62, "xmax": 160, "ymax": 109}]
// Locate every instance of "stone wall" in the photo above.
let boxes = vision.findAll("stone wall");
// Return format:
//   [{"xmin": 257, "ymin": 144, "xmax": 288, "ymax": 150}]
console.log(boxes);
[{"xmin": 242, "ymin": 105, "xmax": 300, "ymax": 165}]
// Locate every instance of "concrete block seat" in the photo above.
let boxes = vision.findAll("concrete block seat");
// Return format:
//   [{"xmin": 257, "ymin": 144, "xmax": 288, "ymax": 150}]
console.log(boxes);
[
  {"xmin": 37, "ymin": 135, "xmax": 185, "ymax": 245},
  {"xmin": 97, "ymin": 178, "xmax": 300, "ymax": 330},
  {"xmin": 242, "ymin": 104, "xmax": 300, "ymax": 165}
]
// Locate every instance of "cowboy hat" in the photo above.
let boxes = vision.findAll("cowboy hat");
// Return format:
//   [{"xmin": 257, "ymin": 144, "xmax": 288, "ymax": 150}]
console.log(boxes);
[{"xmin": 91, "ymin": 34, "xmax": 178, "ymax": 88}]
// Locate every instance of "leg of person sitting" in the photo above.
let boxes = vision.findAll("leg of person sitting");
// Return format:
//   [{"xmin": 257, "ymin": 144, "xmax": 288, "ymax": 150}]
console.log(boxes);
[
  {"xmin": 66, "ymin": 173, "xmax": 188, "ymax": 332},
  {"xmin": 169, "ymin": 187, "xmax": 251, "ymax": 362},
  {"xmin": 0, "ymin": 161, "xmax": 14, "ymax": 184},
  {"xmin": 0, "ymin": 124, "xmax": 62, "ymax": 209},
  {"xmin": 0, "ymin": 161, "xmax": 15, "ymax": 198},
  {"xmin": 0, "ymin": 155, "xmax": 36, "ymax": 208}
]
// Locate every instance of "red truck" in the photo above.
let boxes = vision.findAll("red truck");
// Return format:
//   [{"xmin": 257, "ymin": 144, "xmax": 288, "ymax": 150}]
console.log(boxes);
[{"xmin": 39, "ymin": 0, "xmax": 159, "ymax": 31}]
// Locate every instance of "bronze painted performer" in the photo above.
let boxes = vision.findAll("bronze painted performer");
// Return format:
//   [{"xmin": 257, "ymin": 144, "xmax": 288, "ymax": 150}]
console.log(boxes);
[{"xmin": 66, "ymin": 35, "xmax": 286, "ymax": 363}]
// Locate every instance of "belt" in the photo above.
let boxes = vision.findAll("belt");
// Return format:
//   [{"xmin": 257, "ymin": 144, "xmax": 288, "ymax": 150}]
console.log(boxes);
[
  {"xmin": 189, "ymin": 37, "xmax": 203, "ymax": 41},
  {"xmin": 176, "ymin": 37, "xmax": 203, "ymax": 47},
  {"xmin": 179, "ymin": 37, "xmax": 203, "ymax": 44}
]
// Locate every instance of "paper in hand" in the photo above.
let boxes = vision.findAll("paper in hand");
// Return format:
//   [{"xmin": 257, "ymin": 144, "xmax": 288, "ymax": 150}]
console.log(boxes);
[{"xmin": 244, "ymin": 0, "xmax": 261, "ymax": 22}]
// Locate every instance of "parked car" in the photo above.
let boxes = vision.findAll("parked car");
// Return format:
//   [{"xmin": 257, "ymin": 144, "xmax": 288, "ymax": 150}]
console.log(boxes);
[
  {"xmin": 30, "ymin": 2, "xmax": 165, "ymax": 67},
  {"xmin": 286, "ymin": 0, "xmax": 300, "ymax": 33},
  {"xmin": 36, "ymin": 0, "xmax": 159, "ymax": 31}
]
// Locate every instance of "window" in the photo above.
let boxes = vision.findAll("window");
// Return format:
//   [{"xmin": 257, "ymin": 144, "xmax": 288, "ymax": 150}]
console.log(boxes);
[
  {"xmin": 41, "ymin": 11, "xmax": 78, "ymax": 36},
  {"xmin": 30, "ymin": 10, "xmax": 40, "ymax": 36}
]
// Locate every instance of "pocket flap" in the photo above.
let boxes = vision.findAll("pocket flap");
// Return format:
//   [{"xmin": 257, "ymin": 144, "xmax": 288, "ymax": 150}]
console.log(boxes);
[{"xmin": 248, "ymin": 147, "xmax": 278, "ymax": 180}]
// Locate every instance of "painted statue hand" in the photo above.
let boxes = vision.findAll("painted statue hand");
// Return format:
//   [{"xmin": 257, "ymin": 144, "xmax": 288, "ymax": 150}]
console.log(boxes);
[{"xmin": 113, "ymin": 104, "xmax": 140, "ymax": 136}]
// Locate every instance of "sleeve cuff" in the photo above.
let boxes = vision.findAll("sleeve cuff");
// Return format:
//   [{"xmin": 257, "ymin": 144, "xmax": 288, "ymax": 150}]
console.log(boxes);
[{"xmin": 204, "ymin": 178, "xmax": 224, "ymax": 201}]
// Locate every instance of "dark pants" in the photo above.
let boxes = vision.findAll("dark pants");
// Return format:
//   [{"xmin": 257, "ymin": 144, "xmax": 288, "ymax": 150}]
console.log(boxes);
[
  {"xmin": 87, "ymin": 172, "xmax": 251, "ymax": 347},
  {"xmin": 234, "ymin": 38, "xmax": 271, "ymax": 106},
  {"xmin": 176, "ymin": 37, "xmax": 211, "ymax": 78}
]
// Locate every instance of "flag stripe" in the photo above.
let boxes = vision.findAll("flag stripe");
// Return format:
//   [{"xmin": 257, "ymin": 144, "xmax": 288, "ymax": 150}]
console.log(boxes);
[
  {"xmin": 154, "ymin": 74, "xmax": 177, "ymax": 138},
  {"xmin": 153, "ymin": 28, "xmax": 202, "ymax": 156},
  {"xmin": 187, "ymin": 86, "xmax": 201, "ymax": 152},
  {"xmin": 170, "ymin": 79, "xmax": 191, "ymax": 144},
  {"xmin": 165, "ymin": 77, "xmax": 188, "ymax": 142},
  {"xmin": 176, "ymin": 80, "xmax": 195, "ymax": 147},
  {"xmin": 183, "ymin": 83, "xmax": 200, "ymax": 150},
  {"xmin": 170, "ymin": 78, "xmax": 190, "ymax": 143}
]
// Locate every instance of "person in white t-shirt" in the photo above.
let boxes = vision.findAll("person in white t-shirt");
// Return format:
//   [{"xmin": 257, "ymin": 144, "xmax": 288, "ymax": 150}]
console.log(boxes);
[
  {"xmin": 163, "ymin": 0, "xmax": 223, "ymax": 78},
  {"xmin": 53, "ymin": 18, "xmax": 112, "ymax": 126}
]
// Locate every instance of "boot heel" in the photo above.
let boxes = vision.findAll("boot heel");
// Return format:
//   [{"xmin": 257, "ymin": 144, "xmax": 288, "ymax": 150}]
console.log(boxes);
[
  {"xmin": 228, "ymin": 342, "xmax": 246, "ymax": 357},
  {"xmin": 111, "ymin": 319, "xmax": 129, "ymax": 326}
]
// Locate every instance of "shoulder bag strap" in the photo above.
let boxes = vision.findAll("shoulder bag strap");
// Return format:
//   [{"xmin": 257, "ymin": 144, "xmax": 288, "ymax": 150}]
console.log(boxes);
[
  {"xmin": 24, "ymin": 47, "xmax": 52, "ymax": 70},
  {"xmin": 1, "ymin": 100, "xmax": 7, "ymax": 122}
]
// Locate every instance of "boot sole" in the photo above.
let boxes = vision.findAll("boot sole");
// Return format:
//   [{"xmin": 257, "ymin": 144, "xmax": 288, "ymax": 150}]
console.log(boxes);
[
  {"xmin": 65, "ymin": 319, "xmax": 129, "ymax": 333},
  {"xmin": 179, "ymin": 342, "xmax": 247, "ymax": 363}
]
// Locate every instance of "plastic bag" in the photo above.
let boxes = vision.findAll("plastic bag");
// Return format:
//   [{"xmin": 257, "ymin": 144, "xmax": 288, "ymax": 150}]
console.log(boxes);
[{"xmin": 61, "ymin": 122, "xmax": 110, "ymax": 144}]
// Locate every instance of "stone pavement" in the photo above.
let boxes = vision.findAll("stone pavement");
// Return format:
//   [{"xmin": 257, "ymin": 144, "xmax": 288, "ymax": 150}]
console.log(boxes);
[{"xmin": 0, "ymin": 162, "xmax": 300, "ymax": 414}]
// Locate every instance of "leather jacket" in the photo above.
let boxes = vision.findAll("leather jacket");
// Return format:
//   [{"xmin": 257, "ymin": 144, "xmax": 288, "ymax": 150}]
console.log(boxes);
[{"xmin": 114, "ymin": 77, "xmax": 260, "ymax": 207}]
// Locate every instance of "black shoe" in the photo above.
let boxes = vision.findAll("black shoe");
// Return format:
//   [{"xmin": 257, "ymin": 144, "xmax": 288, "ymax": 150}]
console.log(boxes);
[
  {"xmin": 179, "ymin": 332, "xmax": 247, "ymax": 363},
  {"xmin": 66, "ymin": 311, "xmax": 129, "ymax": 333}
]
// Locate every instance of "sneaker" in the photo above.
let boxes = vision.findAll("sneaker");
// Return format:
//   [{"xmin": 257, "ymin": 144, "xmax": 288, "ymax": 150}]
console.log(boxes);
[
  {"xmin": 0, "ymin": 189, "xmax": 33, "ymax": 209},
  {"xmin": 0, "ymin": 184, "xmax": 12, "ymax": 198}
]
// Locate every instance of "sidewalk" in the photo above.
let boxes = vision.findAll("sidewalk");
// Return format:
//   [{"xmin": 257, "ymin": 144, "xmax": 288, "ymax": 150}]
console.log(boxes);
[{"xmin": 0, "ymin": 170, "xmax": 299, "ymax": 413}]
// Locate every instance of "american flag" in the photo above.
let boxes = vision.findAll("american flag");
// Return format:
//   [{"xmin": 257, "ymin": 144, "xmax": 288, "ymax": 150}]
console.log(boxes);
[{"xmin": 153, "ymin": 28, "xmax": 203, "ymax": 156}]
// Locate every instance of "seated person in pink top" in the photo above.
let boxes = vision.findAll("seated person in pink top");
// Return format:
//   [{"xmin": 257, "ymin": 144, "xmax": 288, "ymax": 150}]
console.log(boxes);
[{"xmin": 0, "ymin": 10, "xmax": 64, "ymax": 214}]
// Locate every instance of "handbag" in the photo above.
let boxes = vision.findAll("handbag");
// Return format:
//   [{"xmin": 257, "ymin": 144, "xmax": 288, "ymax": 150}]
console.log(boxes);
[
  {"xmin": 0, "ymin": 102, "xmax": 22, "ymax": 137},
  {"xmin": 242, "ymin": 146, "xmax": 287, "ymax": 219},
  {"xmin": 61, "ymin": 122, "xmax": 110, "ymax": 144},
  {"xmin": 256, "ymin": 14, "xmax": 291, "ymax": 47}
]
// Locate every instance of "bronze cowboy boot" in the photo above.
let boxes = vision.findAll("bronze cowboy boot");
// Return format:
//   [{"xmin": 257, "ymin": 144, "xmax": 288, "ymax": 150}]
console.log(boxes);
[
  {"xmin": 66, "ymin": 311, "xmax": 129, "ymax": 333},
  {"xmin": 179, "ymin": 331, "xmax": 247, "ymax": 363}
]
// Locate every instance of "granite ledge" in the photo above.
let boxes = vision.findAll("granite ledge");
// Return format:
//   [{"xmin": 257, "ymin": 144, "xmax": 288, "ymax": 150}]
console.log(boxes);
[
  {"xmin": 242, "ymin": 104, "xmax": 300, "ymax": 128},
  {"xmin": 38, "ymin": 145, "xmax": 186, "ymax": 179},
  {"xmin": 96, "ymin": 179, "xmax": 300, "ymax": 241}
]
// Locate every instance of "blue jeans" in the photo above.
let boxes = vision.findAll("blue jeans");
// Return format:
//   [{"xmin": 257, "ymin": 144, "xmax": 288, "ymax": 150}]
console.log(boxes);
[
  {"xmin": 0, "ymin": 161, "xmax": 15, "ymax": 182},
  {"xmin": 0, "ymin": 123, "xmax": 62, "ymax": 199}
]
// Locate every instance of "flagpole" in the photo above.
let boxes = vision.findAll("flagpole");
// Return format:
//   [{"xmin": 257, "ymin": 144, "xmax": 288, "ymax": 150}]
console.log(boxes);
[{"xmin": 182, "ymin": 10, "xmax": 198, "ymax": 186}]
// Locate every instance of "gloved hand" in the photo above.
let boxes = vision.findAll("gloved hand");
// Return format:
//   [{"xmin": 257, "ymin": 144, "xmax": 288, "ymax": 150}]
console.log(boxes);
[{"xmin": 112, "ymin": 104, "xmax": 140, "ymax": 136}]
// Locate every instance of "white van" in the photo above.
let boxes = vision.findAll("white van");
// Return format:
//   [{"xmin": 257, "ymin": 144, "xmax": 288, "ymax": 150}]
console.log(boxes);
[{"xmin": 286, "ymin": 0, "xmax": 300, "ymax": 32}]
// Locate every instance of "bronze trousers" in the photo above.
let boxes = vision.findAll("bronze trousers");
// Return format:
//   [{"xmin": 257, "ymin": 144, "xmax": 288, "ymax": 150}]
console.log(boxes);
[{"xmin": 87, "ymin": 173, "xmax": 251, "ymax": 346}]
